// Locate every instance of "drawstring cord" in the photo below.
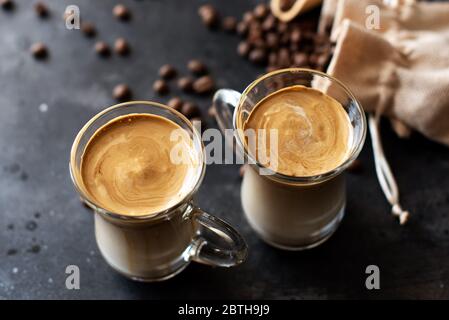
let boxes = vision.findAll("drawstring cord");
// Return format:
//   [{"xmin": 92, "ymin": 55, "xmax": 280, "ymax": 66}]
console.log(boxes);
[{"xmin": 368, "ymin": 114, "xmax": 410, "ymax": 225}]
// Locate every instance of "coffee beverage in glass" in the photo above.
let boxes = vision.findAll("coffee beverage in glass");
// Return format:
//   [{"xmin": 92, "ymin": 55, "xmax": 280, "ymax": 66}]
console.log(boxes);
[
  {"xmin": 214, "ymin": 69, "xmax": 366, "ymax": 250},
  {"xmin": 70, "ymin": 101, "xmax": 247, "ymax": 281}
]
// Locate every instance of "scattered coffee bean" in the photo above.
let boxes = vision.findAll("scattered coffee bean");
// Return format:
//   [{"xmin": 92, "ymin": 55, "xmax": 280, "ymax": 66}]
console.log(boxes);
[
  {"xmin": 159, "ymin": 64, "xmax": 177, "ymax": 79},
  {"xmin": 198, "ymin": 4, "xmax": 219, "ymax": 28},
  {"xmin": 236, "ymin": 21, "xmax": 248, "ymax": 36},
  {"xmin": 81, "ymin": 22, "xmax": 96, "ymax": 37},
  {"xmin": 27, "ymin": 244, "xmax": 40, "ymax": 254},
  {"xmin": 277, "ymin": 47, "xmax": 291, "ymax": 68},
  {"xmin": 94, "ymin": 41, "xmax": 110, "ymax": 57},
  {"xmin": 34, "ymin": 1, "xmax": 49, "ymax": 17},
  {"xmin": 262, "ymin": 14, "xmax": 276, "ymax": 31},
  {"xmin": 167, "ymin": 97, "xmax": 183, "ymax": 111},
  {"xmin": 237, "ymin": 41, "xmax": 251, "ymax": 57},
  {"xmin": 249, "ymin": 48, "xmax": 266, "ymax": 64},
  {"xmin": 7, "ymin": 248, "xmax": 17, "ymax": 255},
  {"xmin": 113, "ymin": 84, "xmax": 132, "ymax": 101},
  {"xmin": 242, "ymin": 11, "xmax": 254, "ymax": 24},
  {"xmin": 0, "ymin": 0, "xmax": 13, "ymax": 10},
  {"xmin": 290, "ymin": 28, "xmax": 302, "ymax": 44},
  {"xmin": 254, "ymin": 4, "xmax": 269, "ymax": 19},
  {"xmin": 265, "ymin": 32, "xmax": 279, "ymax": 49},
  {"xmin": 34, "ymin": 212, "xmax": 41, "ymax": 219},
  {"xmin": 187, "ymin": 59, "xmax": 207, "ymax": 75},
  {"xmin": 222, "ymin": 16, "xmax": 237, "ymax": 33},
  {"xmin": 347, "ymin": 159, "xmax": 363, "ymax": 174},
  {"xmin": 30, "ymin": 42, "xmax": 48, "ymax": 59},
  {"xmin": 181, "ymin": 102, "xmax": 200, "ymax": 118},
  {"xmin": 293, "ymin": 52, "xmax": 308, "ymax": 67},
  {"xmin": 177, "ymin": 76, "xmax": 194, "ymax": 92},
  {"xmin": 208, "ymin": 106, "xmax": 216, "ymax": 118},
  {"xmin": 153, "ymin": 79, "xmax": 169, "ymax": 95},
  {"xmin": 113, "ymin": 4, "xmax": 131, "ymax": 21},
  {"xmin": 114, "ymin": 37, "xmax": 130, "ymax": 56},
  {"xmin": 193, "ymin": 75, "xmax": 214, "ymax": 94}
]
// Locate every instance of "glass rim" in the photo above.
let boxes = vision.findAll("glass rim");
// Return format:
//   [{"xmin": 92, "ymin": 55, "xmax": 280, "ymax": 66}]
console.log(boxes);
[
  {"xmin": 233, "ymin": 68, "xmax": 367, "ymax": 185},
  {"xmin": 69, "ymin": 100, "xmax": 206, "ymax": 222}
]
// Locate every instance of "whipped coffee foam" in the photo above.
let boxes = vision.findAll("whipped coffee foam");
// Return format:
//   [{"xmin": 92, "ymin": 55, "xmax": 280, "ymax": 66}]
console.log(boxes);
[
  {"xmin": 243, "ymin": 85, "xmax": 352, "ymax": 177},
  {"xmin": 80, "ymin": 114, "xmax": 198, "ymax": 216}
]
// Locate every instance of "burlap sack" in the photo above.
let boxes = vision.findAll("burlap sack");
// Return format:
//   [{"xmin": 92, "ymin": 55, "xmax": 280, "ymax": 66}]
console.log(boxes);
[{"xmin": 327, "ymin": 0, "xmax": 449, "ymax": 146}]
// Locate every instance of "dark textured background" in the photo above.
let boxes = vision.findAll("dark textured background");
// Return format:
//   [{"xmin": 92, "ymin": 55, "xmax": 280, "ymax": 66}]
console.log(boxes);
[{"xmin": 0, "ymin": 0, "xmax": 448, "ymax": 299}]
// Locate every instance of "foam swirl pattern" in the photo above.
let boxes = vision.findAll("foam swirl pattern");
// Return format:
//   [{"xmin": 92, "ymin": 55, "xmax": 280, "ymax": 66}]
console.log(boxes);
[
  {"xmin": 244, "ymin": 85, "xmax": 352, "ymax": 177},
  {"xmin": 81, "ymin": 114, "xmax": 198, "ymax": 216}
]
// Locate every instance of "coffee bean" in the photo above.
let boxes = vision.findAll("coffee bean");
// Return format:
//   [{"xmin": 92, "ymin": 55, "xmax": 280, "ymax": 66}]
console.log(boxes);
[
  {"xmin": 247, "ymin": 23, "xmax": 263, "ymax": 46},
  {"xmin": 236, "ymin": 21, "xmax": 248, "ymax": 36},
  {"xmin": 262, "ymin": 14, "xmax": 276, "ymax": 31},
  {"xmin": 113, "ymin": 4, "xmax": 131, "ymax": 21},
  {"xmin": 253, "ymin": 4, "xmax": 269, "ymax": 19},
  {"xmin": 113, "ymin": 84, "xmax": 132, "ymax": 101},
  {"xmin": 249, "ymin": 48, "xmax": 266, "ymax": 64},
  {"xmin": 177, "ymin": 76, "xmax": 194, "ymax": 92},
  {"xmin": 34, "ymin": 2, "xmax": 49, "ymax": 17},
  {"xmin": 95, "ymin": 41, "xmax": 110, "ymax": 57},
  {"xmin": 277, "ymin": 48, "xmax": 291, "ymax": 68},
  {"xmin": 0, "ymin": 0, "xmax": 13, "ymax": 10},
  {"xmin": 153, "ymin": 79, "xmax": 169, "ymax": 95},
  {"xmin": 265, "ymin": 32, "xmax": 279, "ymax": 49},
  {"xmin": 114, "ymin": 38, "xmax": 130, "ymax": 56},
  {"xmin": 193, "ymin": 76, "xmax": 214, "ymax": 94},
  {"xmin": 30, "ymin": 42, "xmax": 48, "ymax": 59},
  {"xmin": 198, "ymin": 4, "xmax": 219, "ymax": 28},
  {"xmin": 290, "ymin": 28, "xmax": 302, "ymax": 44},
  {"xmin": 167, "ymin": 97, "xmax": 183, "ymax": 111},
  {"xmin": 268, "ymin": 52, "xmax": 277, "ymax": 66},
  {"xmin": 158, "ymin": 64, "xmax": 177, "ymax": 79},
  {"xmin": 237, "ymin": 41, "xmax": 251, "ymax": 57},
  {"xmin": 81, "ymin": 22, "xmax": 96, "ymax": 37},
  {"xmin": 293, "ymin": 52, "xmax": 308, "ymax": 67},
  {"xmin": 181, "ymin": 102, "xmax": 200, "ymax": 118},
  {"xmin": 208, "ymin": 106, "xmax": 216, "ymax": 117},
  {"xmin": 347, "ymin": 159, "xmax": 363, "ymax": 174},
  {"xmin": 277, "ymin": 22, "xmax": 288, "ymax": 34},
  {"xmin": 242, "ymin": 11, "xmax": 254, "ymax": 24},
  {"xmin": 187, "ymin": 59, "xmax": 207, "ymax": 75},
  {"xmin": 222, "ymin": 16, "xmax": 237, "ymax": 33},
  {"xmin": 316, "ymin": 53, "xmax": 330, "ymax": 70},
  {"xmin": 308, "ymin": 53, "xmax": 319, "ymax": 67}
]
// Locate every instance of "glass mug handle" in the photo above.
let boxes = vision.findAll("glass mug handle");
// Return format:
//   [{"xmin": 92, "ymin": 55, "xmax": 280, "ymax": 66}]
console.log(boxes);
[
  {"xmin": 187, "ymin": 204, "xmax": 247, "ymax": 267},
  {"xmin": 213, "ymin": 89, "xmax": 241, "ymax": 132}
]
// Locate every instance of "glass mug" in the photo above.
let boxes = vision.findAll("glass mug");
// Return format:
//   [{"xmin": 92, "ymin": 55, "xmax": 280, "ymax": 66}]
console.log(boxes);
[
  {"xmin": 213, "ymin": 68, "xmax": 366, "ymax": 250},
  {"xmin": 70, "ymin": 101, "xmax": 247, "ymax": 282}
]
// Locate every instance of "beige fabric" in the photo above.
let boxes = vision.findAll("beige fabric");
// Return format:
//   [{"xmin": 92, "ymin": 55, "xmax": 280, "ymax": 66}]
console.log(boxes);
[{"xmin": 326, "ymin": 0, "xmax": 449, "ymax": 146}]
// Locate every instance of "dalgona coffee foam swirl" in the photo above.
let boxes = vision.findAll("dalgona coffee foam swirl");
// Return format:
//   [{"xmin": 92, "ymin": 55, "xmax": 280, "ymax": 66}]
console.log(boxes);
[
  {"xmin": 81, "ymin": 114, "xmax": 199, "ymax": 216},
  {"xmin": 243, "ymin": 85, "xmax": 352, "ymax": 177}
]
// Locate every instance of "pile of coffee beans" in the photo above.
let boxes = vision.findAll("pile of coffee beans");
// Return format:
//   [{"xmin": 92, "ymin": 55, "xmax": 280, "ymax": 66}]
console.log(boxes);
[{"xmin": 198, "ymin": 3, "xmax": 334, "ymax": 73}]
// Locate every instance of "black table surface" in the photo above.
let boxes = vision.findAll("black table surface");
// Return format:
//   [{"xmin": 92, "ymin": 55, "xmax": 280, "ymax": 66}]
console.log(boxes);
[{"xmin": 1, "ymin": 0, "xmax": 449, "ymax": 300}]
